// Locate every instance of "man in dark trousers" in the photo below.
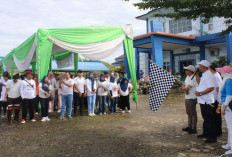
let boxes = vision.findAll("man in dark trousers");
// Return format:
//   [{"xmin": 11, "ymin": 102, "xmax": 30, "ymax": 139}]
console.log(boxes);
[{"xmin": 195, "ymin": 60, "xmax": 217, "ymax": 143}]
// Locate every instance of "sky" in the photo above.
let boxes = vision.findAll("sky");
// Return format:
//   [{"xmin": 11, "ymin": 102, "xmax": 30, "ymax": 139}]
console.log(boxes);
[{"xmin": 0, "ymin": 0, "xmax": 148, "ymax": 63}]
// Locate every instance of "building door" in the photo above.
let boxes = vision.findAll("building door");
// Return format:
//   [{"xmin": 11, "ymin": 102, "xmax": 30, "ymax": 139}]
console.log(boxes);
[{"xmin": 179, "ymin": 59, "xmax": 194, "ymax": 77}]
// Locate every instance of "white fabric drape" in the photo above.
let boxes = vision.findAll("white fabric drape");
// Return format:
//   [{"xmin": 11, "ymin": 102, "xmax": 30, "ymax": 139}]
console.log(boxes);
[
  {"xmin": 55, "ymin": 53, "xmax": 74, "ymax": 68},
  {"xmin": 13, "ymin": 37, "xmax": 37, "ymax": 72},
  {"xmin": 48, "ymin": 34, "xmax": 125, "ymax": 60}
]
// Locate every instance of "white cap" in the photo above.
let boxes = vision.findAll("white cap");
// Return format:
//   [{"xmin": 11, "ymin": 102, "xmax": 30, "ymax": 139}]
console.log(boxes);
[
  {"xmin": 184, "ymin": 65, "xmax": 195, "ymax": 72},
  {"xmin": 198, "ymin": 60, "xmax": 210, "ymax": 67}
]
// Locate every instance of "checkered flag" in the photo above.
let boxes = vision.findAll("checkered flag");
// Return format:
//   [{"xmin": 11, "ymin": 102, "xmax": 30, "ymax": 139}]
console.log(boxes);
[{"xmin": 149, "ymin": 61, "xmax": 176, "ymax": 112}]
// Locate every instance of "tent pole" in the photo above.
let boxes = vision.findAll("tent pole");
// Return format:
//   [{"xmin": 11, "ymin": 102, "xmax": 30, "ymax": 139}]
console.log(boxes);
[
  {"xmin": 74, "ymin": 53, "xmax": 78, "ymax": 76},
  {"xmin": 49, "ymin": 58, "xmax": 52, "ymax": 72},
  {"xmin": 11, "ymin": 54, "xmax": 14, "ymax": 79}
]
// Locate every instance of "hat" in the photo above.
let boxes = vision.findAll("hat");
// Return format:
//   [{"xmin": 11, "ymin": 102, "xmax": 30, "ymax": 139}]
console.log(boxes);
[
  {"xmin": 198, "ymin": 60, "xmax": 210, "ymax": 67},
  {"xmin": 184, "ymin": 65, "xmax": 195, "ymax": 72},
  {"xmin": 25, "ymin": 71, "xmax": 33, "ymax": 75},
  {"xmin": 216, "ymin": 66, "xmax": 232, "ymax": 74}
]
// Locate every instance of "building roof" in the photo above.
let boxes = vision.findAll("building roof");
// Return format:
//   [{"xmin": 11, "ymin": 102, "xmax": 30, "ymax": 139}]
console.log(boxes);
[
  {"xmin": 135, "ymin": 9, "xmax": 159, "ymax": 21},
  {"xmin": 112, "ymin": 61, "xmax": 124, "ymax": 65},
  {"xmin": 115, "ymin": 54, "xmax": 124, "ymax": 59},
  {"xmin": 134, "ymin": 31, "xmax": 196, "ymax": 40},
  {"xmin": 47, "ymin": 60, "xmax": 110, "ymax": 72}
]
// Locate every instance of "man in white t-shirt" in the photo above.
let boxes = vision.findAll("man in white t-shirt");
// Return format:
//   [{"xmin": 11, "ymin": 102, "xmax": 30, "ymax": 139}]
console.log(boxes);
[
  {"xmin": 20, "ymin": 71, "xmax": 37, "ymax": 124},
  {"xmin": 209, "ymin": 63, "xmax": 223, "ymax": 137},
  {"xmin": 195, "ymin": 60, "xmax": 217, "ymax": 143},
  {"xmin": 59, "ymin": 72, "xmax": 74, "ymax": 119},
  {"xmin": 181, "ymin": 65, "xmax": 198, "ymax": 134},
  {"xmin": 5, "ymin": 74, "xmax": 21, "ymax": 123},
  {"xmin": 0, "ymin": 71, "xmax": 9, "ymax": 117},
  {"xmin": 73, "ymin": 70, "xmax": 86, "ymax": 116}
]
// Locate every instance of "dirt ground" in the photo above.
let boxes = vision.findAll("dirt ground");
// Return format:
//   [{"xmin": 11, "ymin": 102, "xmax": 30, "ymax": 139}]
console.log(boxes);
[{"xmin": 0, "ymin": 93, "xmax": 228, "ymax": 157}]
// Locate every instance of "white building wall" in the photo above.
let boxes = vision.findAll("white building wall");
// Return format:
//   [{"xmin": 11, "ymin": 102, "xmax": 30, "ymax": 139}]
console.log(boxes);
[{"xmin": 147, "ymin": 9, "xmax": 227, "ymax": 36}]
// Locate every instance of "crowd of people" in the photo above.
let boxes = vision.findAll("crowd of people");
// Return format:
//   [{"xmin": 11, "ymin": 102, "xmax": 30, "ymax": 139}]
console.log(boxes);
[
  {"xmin": 182, "ymin": 60, "xmax": 232, "ymax": 154},
  {"xmin": 0, "ymin": 70, "xmax": 134, "ymax": 124}
]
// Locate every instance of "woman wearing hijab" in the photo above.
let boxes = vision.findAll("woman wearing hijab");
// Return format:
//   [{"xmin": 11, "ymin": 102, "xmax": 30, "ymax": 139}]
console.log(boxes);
[
  {"xmin": 86, "ymin": 72, "xmax": 97, "ymax": 116},
  {"xmin": 97, "ymin": 73, "xmax": 108, "ymax": 115},
  {"xmin": 118, "ymin": 78, "xmax": 133, "ymax": 113},
  {"xmin": 216, "ymin": 66, "xmax": 232, "ymax": 154},
  {"xmin": 109, "ymin": 76, "xmax": 118, "ymax": 113},
  {"xmin": 39, "ymin": 76, "xmax": 52, "ymax": 122}
]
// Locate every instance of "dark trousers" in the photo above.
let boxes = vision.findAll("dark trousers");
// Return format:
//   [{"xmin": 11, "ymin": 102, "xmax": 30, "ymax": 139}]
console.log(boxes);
[
  {"xmin": 73, "ymin": 92, "xmax": 84, "ymax": 115},
  {"xmin": 0, "ymin": 101, "xmax": 7, "ymax": 115},
  {"xmin": 212, "ymin": 101, "xmax": 222, "ymax": 136},
  {"xmin": 110, "ymin": 97, "xmax": 118, "ymax": 113},
  {"xmin": 40, "ymin": 98, "xmax": 49, "ymax": 117},
  {"xmin": 200, "ymin": 103, "xmax": 217, "ymax": 139},
  {"xmin": 22, "ymin": 99, "xmax": 35, "ymax": 120},
  {"xmin": 34, "ymin": 95, "xmax": 39, "ymax": 113},
  {"xmin": 120, "ymin": 95, "xmax": 130, "ymax": 111},
  {"xmin": 185, "ymin": 99, "xmax": 198, "ymax": 130}
]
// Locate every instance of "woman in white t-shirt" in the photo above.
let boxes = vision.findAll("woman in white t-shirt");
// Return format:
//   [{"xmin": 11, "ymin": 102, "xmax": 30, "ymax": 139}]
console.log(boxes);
[
  {"xmin": 86, "ymin": 72, "xmax": 97, "ymax": 116},
  {"xmin": 118, "ymin": 78, "xmax": 133, "ymax": 113},
  {"xmin": 48, "ymin": 72, "xmax": 57, "ymax": 113},
  {"xmin": 109, "ymin": 76, "xmax": 118, "ymax": 113},
  {"xmin": 39, "ymin": 76, "xmax": 52, "ymax": 122},
  {"xmin": 97, "ymin": 73, "xmax": 108, "ymax": 115}
]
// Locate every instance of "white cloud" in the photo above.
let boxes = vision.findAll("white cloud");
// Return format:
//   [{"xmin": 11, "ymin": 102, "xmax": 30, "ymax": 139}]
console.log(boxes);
[{"xmin": 0, "ymin": 0, "xmax": 148, "ymax": 63}]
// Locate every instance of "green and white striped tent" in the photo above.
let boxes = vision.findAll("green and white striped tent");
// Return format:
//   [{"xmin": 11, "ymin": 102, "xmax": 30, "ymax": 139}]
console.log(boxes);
[{"xmin": 2, "ymin": 25, "xmax": 138, "ymax": 102}]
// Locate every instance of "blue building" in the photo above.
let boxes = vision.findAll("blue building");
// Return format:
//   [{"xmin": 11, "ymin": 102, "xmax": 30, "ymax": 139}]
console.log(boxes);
[{"xmin": 132, "ymin": 8, "xmax": 232, "ymax": 77}]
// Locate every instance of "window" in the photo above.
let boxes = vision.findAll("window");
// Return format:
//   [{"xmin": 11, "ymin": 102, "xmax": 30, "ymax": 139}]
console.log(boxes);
[
  {"xmin": 163, "ymin": 62, "xmax": 170, "ymax": 71},
  {"xmin": 169, "ymin": 18, "xmax": 192, "ymax": 34},
  {"xmin": 208, "ymin": 18, "xmax": 213, "ymax": 31}
]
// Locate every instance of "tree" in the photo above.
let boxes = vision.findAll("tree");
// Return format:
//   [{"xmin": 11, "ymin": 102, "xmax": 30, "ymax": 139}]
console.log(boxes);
[{"xmin": 126, "ymin": 0, "xmax": 232, "ymax": 35}]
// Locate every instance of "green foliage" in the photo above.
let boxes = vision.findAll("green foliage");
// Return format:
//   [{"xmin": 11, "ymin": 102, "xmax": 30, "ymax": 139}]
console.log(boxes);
[
  {"xmin": 125, "ymin": 0, "xmax": 232, "ymax": 35},
  {"xmin": 212, "ymin": 56, "xmax": 227, "ymax": 67}
]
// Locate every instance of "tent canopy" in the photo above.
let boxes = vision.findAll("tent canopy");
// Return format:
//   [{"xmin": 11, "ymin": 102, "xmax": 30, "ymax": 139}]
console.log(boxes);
[{"xmin": 2, "ymin": 25, "xmax": 138, "ymax": 102}]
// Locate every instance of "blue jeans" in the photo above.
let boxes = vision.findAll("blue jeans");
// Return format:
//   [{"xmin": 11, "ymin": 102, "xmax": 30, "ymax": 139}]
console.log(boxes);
[
  {"xmin": 98, "ymin": 96, "xmax": 106, "ymax": 114},
  {"xmin": 87, "ymin": 94, "xmax": 96, "ymax": 114},
  {"xmin": 110, "ymin": 97, "xmax": 118, "ymax": 113},
  {"xmin": 61, "ymin": 94, "xmax": 73, "ymax": 117}
]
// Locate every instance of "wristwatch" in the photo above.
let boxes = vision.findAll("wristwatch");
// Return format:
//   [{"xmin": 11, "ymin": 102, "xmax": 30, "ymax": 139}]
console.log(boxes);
[{"xmin": 199, "ymin": 92, "xmax": 203, "ymax": 96}]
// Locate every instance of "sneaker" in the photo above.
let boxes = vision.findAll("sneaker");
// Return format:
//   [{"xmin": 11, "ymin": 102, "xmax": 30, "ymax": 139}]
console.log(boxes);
[
  {"xmin": 122, "ymin": 110, "xmax": 125, "ymax": 114},
  {"xmin": 57, "ymin": 110, "xmax": 61, "ymax": 113},
  {"xmin": 41, "ymin": 117, "xmax": 47, "ymax": 122},
  {"xmin": 35, "ymin": 112, "xmax": 39, "ymax": 115},
  {"xmin": 59, "ymin": 116, "xmax": 64, "ymax": 120},
  {"xmin": 127, "ymin": 110, "xmax": 131, "ymax": 113},
  {"xmin": 225, "ymin": 149, "xmax": 232, "ymax": 154},
  {"xmin": 92, "ymin": 113, "xmax": 96, "ymax": 116},
  {"xmin": 31, "ymin": 118, "xmax": 36, "ymax": 122},
  {"xmin": 99, "ymin": 113, "xmax": 102, "ymax": 116},
  {"xmin": 21, "ymin": 119, "xmax": 26, "ymax": 124},
  {"xmin": 88, "ymin": 113, "xmax": 93, "ymax": 116},
  {"xmin": 46, "ymin": 116, "xmax": 51, "ymax": 121},
  {"xmin": 222, "ymin": 144, "xmax": 231, "ymax": 150},
  {"xmin": 68, "ymin": 116, "xmax": 72, "ymax": 119},
  {"xmin": 103, "ymin": 112, "xmax": 106, "ymax": 115},
  {"xmin": 188, "ymin": 129, "xmax": 197, "ymax": 134},
  {"xmin": 182, "ymin": 127, "xmax": 191, "ymax": 132}
]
